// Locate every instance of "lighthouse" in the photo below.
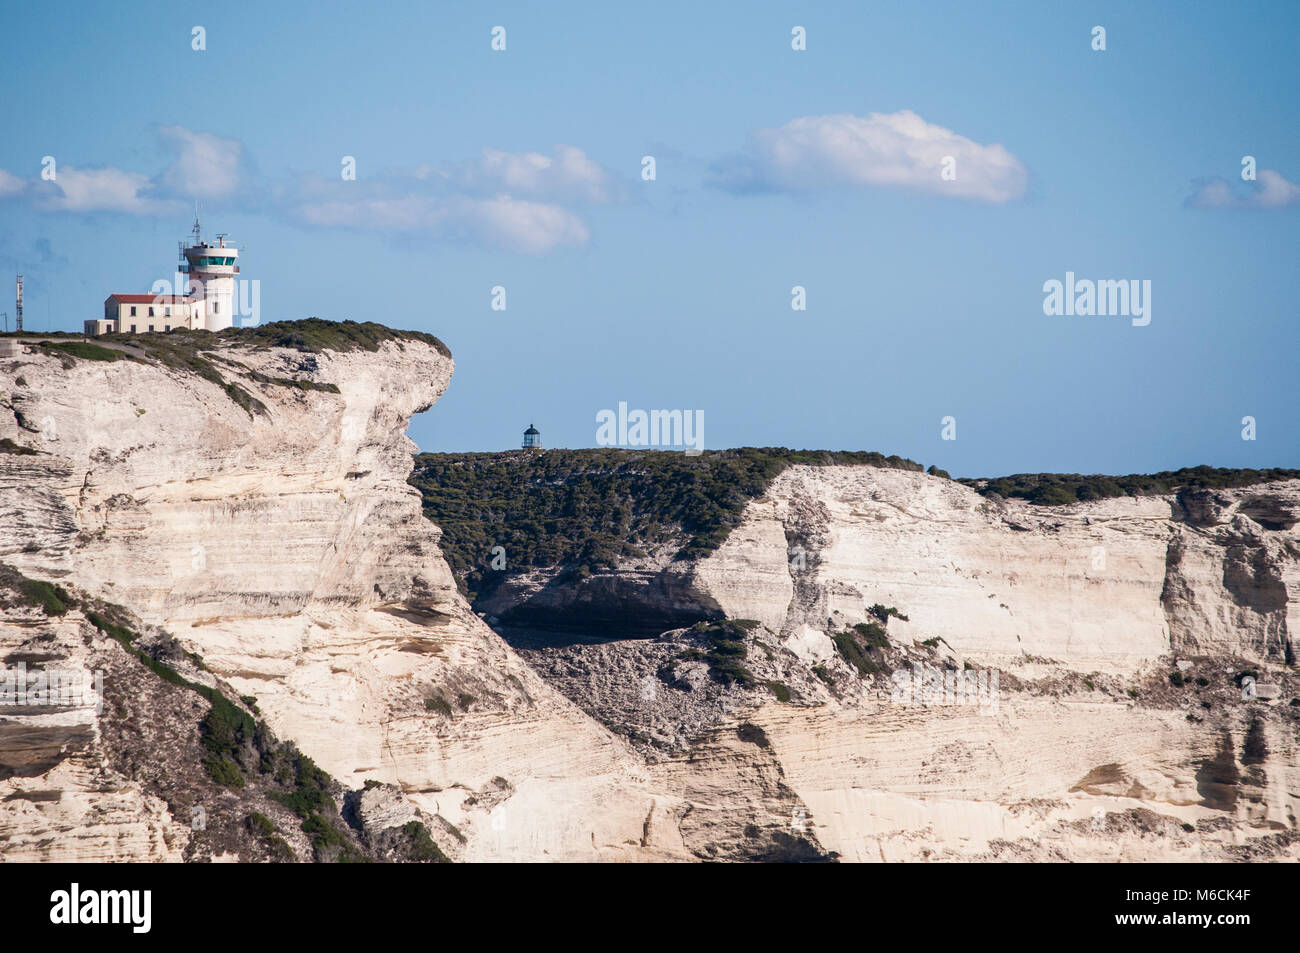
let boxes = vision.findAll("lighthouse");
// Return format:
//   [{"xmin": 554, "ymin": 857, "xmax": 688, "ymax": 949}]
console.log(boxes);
[
  {"xmin": 522, "ymin": 424, "xmax": 541, "ymax": 449},
  {"xmin": 84, "ymin": 214, "xmax": 247, "ymax": 335},
  {"xmin": 179, "ymin": 214, "xmax": 239, "ymax": 331}
]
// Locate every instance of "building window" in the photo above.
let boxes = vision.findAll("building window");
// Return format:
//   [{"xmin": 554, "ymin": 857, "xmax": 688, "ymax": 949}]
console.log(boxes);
[
  {"xmin": 164, "ymin": 325, "xmax": 171, "ymax": 331},
  {"xmin": 148, "ymin": 325, "xmax": 154, "ymax": 332},
  {"xmin": 214, "ymin": 301, "xmax": 219, "ymax": 314},
  {"xmin": 129, "ymin": 324, "xmax": 136, "ymax": 333},
  {"xmin": 130, "ymin": 306, "xmax": 137, "ymax": 316},
  {"xmin": 148, "ymin": 307, "xmax": 155, "ymax": 317},
  {"xmin": 164, "ymin": 307, "xmax": 171, "ymax": 317}
]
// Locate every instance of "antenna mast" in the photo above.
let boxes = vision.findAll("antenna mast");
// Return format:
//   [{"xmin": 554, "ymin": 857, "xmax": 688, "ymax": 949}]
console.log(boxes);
[{"xmin": 15, "ymin": 276, "xmax": 22, "ymax": 333}]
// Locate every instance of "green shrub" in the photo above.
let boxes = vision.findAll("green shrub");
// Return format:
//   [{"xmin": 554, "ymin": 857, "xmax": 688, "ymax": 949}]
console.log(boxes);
[
  {"xmin": 38, "ymin": 340, "xmax": 124, "ymax": 362},
  {"xmin": 853, "ymin": 621, "xmax": 890, "ymax": 648},
  {"xmin": 84, "ymin": 610, "xmax": 135, "ymax": 644},
  {"xmin": 203, "ymin": 755, "xmax": 245, "ymax": 788},
  {"xmin": 200, "ymin": 692, "xmax": 255, "ymax": 760},
  {"xmin": 18, "ymin": 577, "xmax": 71, "ymax": 616},
  {"xmin": 767, "ymin": 681, "xmax": 792, "ymax": 703},
  {"xmin": 265, "ymin": 836, "xmax": 294, "ymax": 861},
  {"xmin": 246, "ymin": 812, "xmax": 276, "ymax": 838},
  {"xmin": 299, "ymin": 813, "xmax": 366, "ymax": 862},
  {"xmin": 402, "ymin": 821, "xmax": 451, "ymax": 863},
  {"xmin": 868, "ymin": 605, "xmax": 909, "ymax": 624},
  {"xmin": 689, "ymin": 620, "xmax": 757, "ymax": 687},
  {"xmin": 269, "ymin": 754, "xmax": 336, "ymax": 819},
  {"xmin": 832, "ymin": 630, "xmax": 880, "ymax": 676}
]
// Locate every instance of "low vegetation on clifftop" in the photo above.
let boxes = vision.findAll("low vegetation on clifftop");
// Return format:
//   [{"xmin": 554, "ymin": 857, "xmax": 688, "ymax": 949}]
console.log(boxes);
[
  {"xmin": 22, "ymin": 319, "xmax": 449, "ymax": 420},
  {"xmin": 411, "ymin": 447, "xmax": 922, "ymax": 600},
  {"xmin": 8, "ymin": 318, "xmax": 450, "ymax": 358},
  {"xmin": 962, "ymin": 466, "xmax": 1300, "ymax": 506},
  {"xmin": 413, "ymin": 448, "xmax": 1300, "ymax": 615}
]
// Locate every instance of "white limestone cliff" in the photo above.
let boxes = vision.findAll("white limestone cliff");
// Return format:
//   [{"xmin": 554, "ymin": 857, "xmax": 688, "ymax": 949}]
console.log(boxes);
[
  {"xmin": 695, "ymin": 465, "xmax": 1300, "ymax": 670},
  {"xmin": 2, "ymin": 335, "xmax": 1296, "ymax": 862},
  {"xmin": 0, "ymin": 337, "xmax": 695, "ymax": 861}
]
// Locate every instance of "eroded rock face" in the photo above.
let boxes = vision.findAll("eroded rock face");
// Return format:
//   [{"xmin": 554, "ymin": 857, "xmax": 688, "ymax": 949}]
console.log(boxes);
[
  {"xmin": 464, "ymin": 464, "xmax": 1300, "ymax": 860},
  {"xmin": 3, "ymin": 334, "xmax": 1298, "ymax": 863},
  {"xmin": 0, "ymin": 338, "xmax": 709, "ymax": 861},
  {"xmin": 695, "ymin": 466, "xmax": 1300, "ymax": 670},
  {"xmin": 0, "ymin": 605, "xmax": 188, "ymax": 862}
]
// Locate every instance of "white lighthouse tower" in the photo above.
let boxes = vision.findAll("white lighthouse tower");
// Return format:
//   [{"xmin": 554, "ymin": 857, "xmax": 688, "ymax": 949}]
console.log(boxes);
[{"xmin": 180, "ymin": 213, "xmax": 239, "ymax": 331}]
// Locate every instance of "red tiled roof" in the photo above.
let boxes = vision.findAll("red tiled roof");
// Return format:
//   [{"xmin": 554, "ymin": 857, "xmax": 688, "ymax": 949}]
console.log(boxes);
[{"xmin": 107, "ymin": 293, "xmax": 189, "ymax": 303}]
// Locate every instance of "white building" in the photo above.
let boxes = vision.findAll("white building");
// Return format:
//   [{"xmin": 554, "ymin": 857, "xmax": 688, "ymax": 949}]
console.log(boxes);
[{"xmin": 85, "ymin": 222, "xmax": 241, "ymax": 336}]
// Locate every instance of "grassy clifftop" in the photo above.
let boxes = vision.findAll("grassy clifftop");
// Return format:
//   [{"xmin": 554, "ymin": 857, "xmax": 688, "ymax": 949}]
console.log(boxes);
[
  {"xmin": 10, "ymin": 318, "xmax": 450, "ymax": 357},
  {"xmin": 29, "ymin": 319, "xmax": 450, "ymax": 418},
  {"xmin": 962, "ymin": 466, "xmax": 1300, "ymax": 506},
  {"xmin": 411, "ymin": 447, "xmax": 922, "ymax": 600},
  {"xmin": 213, "ymin": 319, "xmax": 451, "ymax": 358}
]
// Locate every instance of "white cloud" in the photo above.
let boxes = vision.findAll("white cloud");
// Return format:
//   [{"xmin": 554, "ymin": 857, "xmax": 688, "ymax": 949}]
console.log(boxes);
[
  {"xmin": 12, "ymin": 126, "xmax": 246, "ymax": 217},
  {"xmin": 35, "ymin": 166, "xmax": 176, "ymax": 214},
  {"xmin": 298, "ymin": 195, "xmax": 447, "ymax": 232},
  {"xmin": 293, "ymin": 145, "xmax": 616, "ymax": 252},
  {"xmin": 710, "ymin": 110, "xmax": 1028, "ymax": 203},
  {"xmin": 1186, "ymin": 168, "xmax": 1300, "ymax": 209},
  {"xmin": 155, "ymin": 125, "xmax": 249, "ymax": 198},
  {"xmin": 295, "ymin": 192, "xmax": 589, "ymax": 254},
  {"xmin": 422, "ymin": 145, "xmax": 618, "ymax": 204},
  {"xmin": 465, "ymin": 194, "xmax": 591, "ymax": 252},
  {"xmin": 11, "ymin": 132, "xmax": 609, "ymax": 253},
  {"xmin": 0, "ymin": 169, "xmax": 25, "ymax": 197}
]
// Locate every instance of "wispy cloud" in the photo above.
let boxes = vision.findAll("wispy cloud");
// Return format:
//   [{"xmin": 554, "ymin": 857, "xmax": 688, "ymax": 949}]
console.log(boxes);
[
  {"xmin": 293, "ymin": 192, "xmax": 590, "ymax": 255},
  {"xmin": 155, "ymin": 126, "xmax": 252, "ymax": 199},
  {"xmin": 0, "ymin": 169, "xmax": 25, "ymax": 197},
  {"xmin": 31, "ymin": 166, "xmax": 177, "ymax": 215},
  {"xmin": 0, "ymin": 134, "xmax": 616, "ymax": 254},
  {"xmin": 1185, "ymin": 168, "xmax": 1300, "ymax": 209},
  {"xmin": 709, "ymin": 109, "xmax": 1028, "ymax": 203},
  {"xmin": 418, "ymin": 145, "xmax": 620, "ymax": 204},
  {"xmin": 2, "ymin": 126, "xmax": 249, "ymax": 215},
  {"xmin": 292, "ymin": 145, "xmax": 612, "ymax": 253}
]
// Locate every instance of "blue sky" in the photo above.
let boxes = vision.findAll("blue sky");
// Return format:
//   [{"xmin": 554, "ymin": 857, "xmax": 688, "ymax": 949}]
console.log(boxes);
[{"xmin": 1, "ymin": 1, "xmax": 1297, "ymax": 476}]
